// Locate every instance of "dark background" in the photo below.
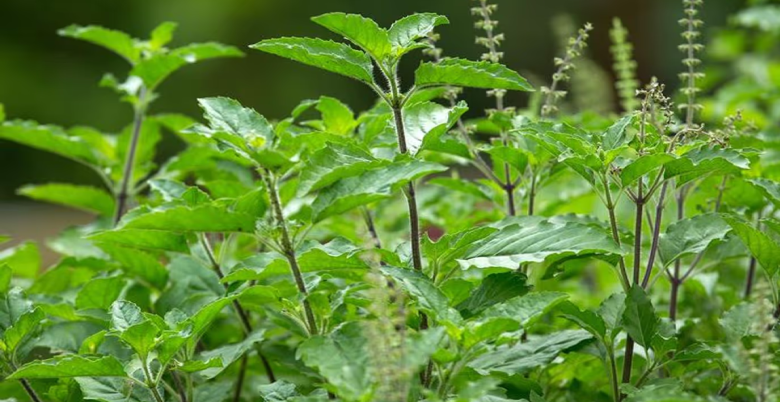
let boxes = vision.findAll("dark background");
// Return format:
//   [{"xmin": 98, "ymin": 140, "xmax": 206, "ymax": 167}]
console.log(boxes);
[{"xmin": 0, "ymin": 0, "xmax": 743, "ymax": 200}]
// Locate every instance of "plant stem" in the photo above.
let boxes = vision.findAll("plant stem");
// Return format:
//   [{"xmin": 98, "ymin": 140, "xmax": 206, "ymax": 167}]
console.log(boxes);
[
  {"xmin": 143, "ymin": 359, "xmax": 165, "ymax": 402},
  {"xmin": 714, "ymin": 176, "xmax": 727, "ymax": 211},
  {"xmin": 391, "ymin": 106, "xmax": 424, "ymax": 273},
  {"xmin": 669, "ymin": 187, "xmax": 686, "ymax": 320},
  {"xmin": 185, "ymin": 370, "xmax": 194, "ymax": 402},
  {"xmin": 6, "ymin": 360, "xmax": 41, "ymax": 402},
  {"xmin": 527, "ymin": 171, "xmax": 536, "ymax": 216},
  {"xmin": 390, "ymin": 93, "xmax": 431, "ymax": 385},
  {"xmin": 642, "ymin": 181, "xmax": 669, "ymax": 288},
  {"xmin": 621, "ymin": 338, "xmax": 635, "ymax": 398},
  {"xmin": 608, "ymin": 349, "xmax": 620, "ymax": 402},
  {"xmin": 19, "ymin": 379, "xmax": 41, "ymax": 402},
  {"xmin": 200, "ymin": 234, "xmax": 277, "ymax": 383},
  {"xmin": 669, "ymin": 275, "xmax": 680, "ymax": 321},
  {"xmin": 603, "ymin": 177, "xmax": 630, "ymax": 292},
  {"xmin": 114, "ymin": 86, "xmax": 148, "ymax": 226},
  {"xmin": 171, "ymin": 371, "xmax": 188, "ymax": 402},
  {"xmin": 362, "ymin": 207, "xmax": 382, "ymax": 249},
  {"xmin": 232, "ymin": 354, "xmax": 248, "ymax": 402},
  {"xmin": 263, "ymin": 170, "xmax": 318, "ymax": 335},
  {"xmin": 744, "ymin": 211, "xmax": 762, "ymax": 299},
  {"xmin": 744, "ymin": 257, "xmax": 757, "ymax": 299},
  {"xmin": 622, "ymin": 181, "xmax": 644, "ymax": 399},
  {"xmin": 632, "ymin": 187, "xmax": 644, "ymax": 285}
]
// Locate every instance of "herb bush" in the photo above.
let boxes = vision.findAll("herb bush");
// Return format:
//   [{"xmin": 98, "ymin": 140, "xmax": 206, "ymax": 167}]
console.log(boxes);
[{"xmin": 1, "ymin": 0, "xmax": 780, "ymax": 401}]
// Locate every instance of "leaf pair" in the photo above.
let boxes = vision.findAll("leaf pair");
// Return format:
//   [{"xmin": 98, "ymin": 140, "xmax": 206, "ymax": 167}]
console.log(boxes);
[
  {"xmin": 252, "ymin": 12, "xmax": 532, "ymax": 94},
  {"xmin": 61, "ymin": 23, "xmax": 243, "ymax": 91}
]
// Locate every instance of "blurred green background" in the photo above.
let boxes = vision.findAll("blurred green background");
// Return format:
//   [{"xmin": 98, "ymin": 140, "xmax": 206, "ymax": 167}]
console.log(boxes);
[{"xmin": 0, "ymin": 0, "xmax": 743, "ymax": 201}]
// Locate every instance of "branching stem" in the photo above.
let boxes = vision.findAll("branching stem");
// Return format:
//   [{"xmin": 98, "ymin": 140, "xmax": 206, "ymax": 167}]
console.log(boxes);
[
  {"xmin": 262, "ymin": 170, "xmax": 318, "ymax": 335},
  {"xmin": 114, "ymin": 86, "xmax": 148, "ymax": 225},
  {"xmin": 199, "ymin": 233, "xmax": 277, "ymax": 384}
]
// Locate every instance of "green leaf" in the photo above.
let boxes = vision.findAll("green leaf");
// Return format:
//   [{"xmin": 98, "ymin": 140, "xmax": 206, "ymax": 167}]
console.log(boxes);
[
  {"xmin": 748, "ymin": 178, "xmax": 780, "ymax": 207},
  {"xmin": 251, "ymin": 37, "xmax": 374, "ymax": 83},
  {"xmin": 380, "ymin": 265, "xmax": 462, "ymax": 325},
  {"xmin": 621, "ymin": 286, "xmax": 658, "ymax": 348},
  {"xmin": 97, "ymin": 244, "xmax": 168, "ymax": 288},
  {"xmin": 59, "ymin": 25, "xmax": 140, "ymax": 63},
  {"xmin": 2, "ymin": 307, "xmax": 44, "ymax": 353},
  {"xmin": 735, "ymin": 5, "xmax": 780, "ymax": 32},
  {"xmin": 388, "ymin": 13, "xmax": 449, "ymax": 51},
  {"xmin": 297, "ymin": 322, "xmax": 371, "ymax": 401},
  {"xmin": 456, "ymin": 272, "xmax": 531, "ymax": 318},
  {"xmin": 298, "ymin": 142, "xmax": 387, "ymax": 196},
  {"xmin": 18, "ymin": 183, "xmax": 115, "ymax": 217},
  {"xmin": 429, "ymin": 177, "xmax": 492, "ymax": 201},
  {"xmin": 623, "ymin": 381, "xmax": 703, "ymax": 402},
  {"xmin": 403, "ymin": 101, "xmax": 468, "ymax": 155},
  {"xmin": 486, "ymin": 146, "xmax": 530, "ymax": 173},
  {"xmin": 110, "ymin": 300, "xmax": 145, "ymax": 331},
  {"xmin": 0, "ymin": 265, "xmax": 11, "ymax": 293},
  {"xmin": 8, "ymin": 355, "xmax": 127, "ymax": 378},
  {"xmin": 478, "ymin": 292, "xmax": 569, "ymax": 328},
  {"xmin": 415, "ymin": 58, "xmax": 533, "ymax": 91},
  {"xmin": 405, "ymin": 327, "xmax": 445, "ymax": 370},
  {"xmin": 131, "ymin": 43, "xmax": 243, "ymax": 89},
  {"xmin": 599, "ymin": 293, "xmax": 626, "ymax": 338},
  {"xmin": 187, "ymin": 295, "xmax": 240, "ymax": 339},
  {"xmin": 76, "ymin": 276, "xmax": 126, "ymax": 310},
  {"xmin": 619, "ymin": 154, "xmax": 675, "ymax": 187},
  {"xmin": 311, "ymin": 157, "xmax": 447, "ymax": 221},
  {"xmin": 119, "ymin": 320, "xmax": 160, "ymax": 358},
  {"xmin": 258, "ymin": 381, "xmax": 300, "ymax": 402},
  {"xmin": 460, "ymin": 217, "xmax": 622, "ymax": 269},
  {"xmin": 558, "ymin": 301, "xmax": 607, "ymax": 339},
  {"xmin": 316, "ymin": 96, "xmax": 357, "ymax": 135},
  {"xmin": 155, "ymin": 255, "xmax": 223, "ymax": 316},
  {"xmin": 195, "ymin": 330, "xmax": 265, "ymax": 379},
  {"xmin": 311, "ymin": 13, "xmax": 391, "ymax": 60},
  {"xmin": 149, "ymin": 22, "xmax": 177, "ymax": 50},
  {"xmin": 88, "ymin": 229, "xmax": 189, "ymax": 253},
  {"xmin": 196, "ymin": 97, "xmax": 274, "ymax": 150},
  {"xmin": 0, "ymin": 288, "xmax": 34, "ymax": 336},
  {"xmin": 75, "ymin": 377, "xmax": 156, "ymax": 402},
  {"xmin": 0, "ymin": 241, "xmax": 40, "ymax": 279},
  {"xmin": 0, "ymin": 120, "xmax": 101, "ymax": 166},
  {"xmin": 720, "ymin": 302, "xmax": 756, "ymax": 341},
  {"xmin": 664, "ymin": 145, "xmax": 750, "ymax": 185},
  {"xmin": 121, "ymin": 203, "xmax": 257, "ymax": 233},
  {"xmin": 602, "ymin": 114, "xmax": 635, "ymax": 151},
  {"xmin": 723, "ymin": 215, "xmax": 780, "ymax": 276},
  {"xmin": 658, "ymin": 213, "xmax": 731, "ymax": 267},
  {"xmin": 296, "ymin": 238, "xmax": 369, "ymax": 273},
  {"xmin": 468, "ymin": 330, "xmax": 592, "ymax": 375},
  {"xmin": 424, "ymin": 226, "xmax": 497, "ymax": 268}
]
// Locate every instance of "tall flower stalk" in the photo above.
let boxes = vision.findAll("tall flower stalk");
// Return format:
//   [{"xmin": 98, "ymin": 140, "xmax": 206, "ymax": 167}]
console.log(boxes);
[
  {"xmin": 472, "ymin": 0, "xmax": 517, "ymax": 216},
  {"xmin": 541, "ymin": 23, "xmax": 593, "ymax": 118},
  {"xmin": 669, "ymin": 0, "xmax": 705, "ymax": 320},
  {"xmin": 609, "ymin": 18, "xmax": 640, "ymax": 113}
]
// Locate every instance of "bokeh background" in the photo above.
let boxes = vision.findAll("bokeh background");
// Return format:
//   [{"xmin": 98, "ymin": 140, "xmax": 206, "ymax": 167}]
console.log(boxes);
[{"xmin": 0, "ymin": 0, "xmax": 743, "ymax": 252}]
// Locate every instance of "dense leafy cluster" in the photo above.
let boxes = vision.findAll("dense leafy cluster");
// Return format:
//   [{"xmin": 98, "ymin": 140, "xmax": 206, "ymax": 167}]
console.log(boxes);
[{"xmin": 1, "ymin": 1, "xmax": 780, "ymax": 401}]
